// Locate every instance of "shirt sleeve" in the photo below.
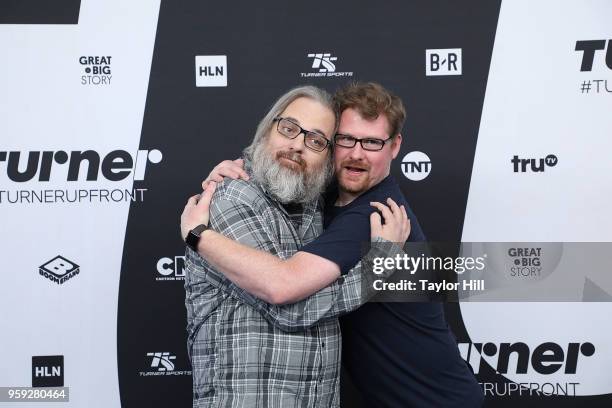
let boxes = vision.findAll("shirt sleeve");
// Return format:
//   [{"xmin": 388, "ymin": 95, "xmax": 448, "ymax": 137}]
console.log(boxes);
[
  {"xmin": 187, "ymin": 195, "xmax": 404, "ymax": 332},
  {"xmin": 301, "ymin": 206, "xmax": 371, "ymax": 275}
]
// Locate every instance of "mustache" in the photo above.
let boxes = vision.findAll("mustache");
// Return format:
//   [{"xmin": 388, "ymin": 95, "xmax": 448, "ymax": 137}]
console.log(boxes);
[
  {"xmin": 340, "ymin": 159, "xmax": 369, "ymax": 171},
  {"xmin": 276, "ymin": 150, "xmax": 306, "ymax": 169}
]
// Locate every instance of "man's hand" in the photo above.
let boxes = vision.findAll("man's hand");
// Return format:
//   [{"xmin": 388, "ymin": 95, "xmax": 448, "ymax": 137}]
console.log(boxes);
[
  {"xmin": 180, "ymin": 182, "xmax": 217, "ymax": 241},
  {"xmin": 201, "ymin": 158, "xmax": 248, "ymax": 190},
  {"xmin": 369, "ymin": 198, "xmax": 411, "ymax": 243}
]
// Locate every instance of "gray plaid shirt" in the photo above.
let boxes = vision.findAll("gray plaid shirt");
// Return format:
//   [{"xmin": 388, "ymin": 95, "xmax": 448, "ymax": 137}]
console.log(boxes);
[{"xmin": 185, "ymin": 175, "xmax": 399, "ymax": 408}]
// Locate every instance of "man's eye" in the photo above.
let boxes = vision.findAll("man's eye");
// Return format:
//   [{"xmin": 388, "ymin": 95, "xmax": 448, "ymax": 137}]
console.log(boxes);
[{"xmin": 364, "ymin": 139, "xmax": 383, "ymax": 147}]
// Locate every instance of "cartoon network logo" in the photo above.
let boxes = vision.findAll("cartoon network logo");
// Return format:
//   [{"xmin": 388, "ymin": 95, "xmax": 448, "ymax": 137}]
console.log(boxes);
[{"xmin": 156, "ymin": 256, "xmax": 185, "ymax": 281}]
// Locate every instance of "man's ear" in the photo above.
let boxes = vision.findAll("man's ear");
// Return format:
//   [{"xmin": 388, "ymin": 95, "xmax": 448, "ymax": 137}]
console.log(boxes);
[{"xmin": 391, "ymin": 133, "xmax": 402, "ymax": 159}]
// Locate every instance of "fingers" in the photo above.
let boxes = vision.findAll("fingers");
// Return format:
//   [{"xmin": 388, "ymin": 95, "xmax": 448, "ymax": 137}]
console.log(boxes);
[
  {"xmin": 196, "ymin": 181, "xmax": 216, "ymax": 210},
  {"xmin": 370, "ymin": 211, "xmax": 382, "ymax": 237},
  {"xmin": 370, "ymin": 201, "xmax": 393, "ymax": 224},
  {"xmin": 386, "ymin": 198, "xmax": 402, "ymax": 225},
  {"xmin": 217, "ymin": 159, "xmax": 249, "ymax": 181},
  {"xmin": 186, "ymin": 194, "xmax": 200, "ymax": 207}
]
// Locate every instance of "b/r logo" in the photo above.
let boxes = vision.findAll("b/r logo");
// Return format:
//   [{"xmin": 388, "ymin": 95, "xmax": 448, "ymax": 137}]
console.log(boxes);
[
  {"xmin": 426, "ymin": 48, "xmax": 462, "ymax": 76},
  {"xmin": 39, "ymin": 256, "xmax": 80, "ymax": 284}
]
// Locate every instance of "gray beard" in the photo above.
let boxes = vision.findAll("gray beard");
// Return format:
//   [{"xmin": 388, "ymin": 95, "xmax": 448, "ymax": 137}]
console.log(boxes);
[{"xmin": 251, "ymin": 142, "xmax": 332, "ymax": 204}]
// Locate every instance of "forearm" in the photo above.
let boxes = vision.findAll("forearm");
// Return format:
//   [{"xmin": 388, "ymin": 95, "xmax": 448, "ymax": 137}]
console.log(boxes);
[{"xmin": 195, "ymin": 229, "xmax": 292, "ymax": 303}]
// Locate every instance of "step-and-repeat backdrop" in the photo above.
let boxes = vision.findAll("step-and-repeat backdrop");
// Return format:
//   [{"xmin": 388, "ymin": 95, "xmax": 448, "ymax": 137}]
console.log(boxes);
[{"xmin": 1, "ymin": 1, "xmax": 611, "ymax": 407}]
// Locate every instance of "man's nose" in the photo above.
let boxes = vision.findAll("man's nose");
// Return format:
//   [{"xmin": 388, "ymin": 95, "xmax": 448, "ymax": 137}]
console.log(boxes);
[
  {"xmin": 287, "ymin": 132, "xmax": 305, "ymax": 152},
  {"xmin": 348, "ymin": 141, "xmax": 366, "ymax": 159}
]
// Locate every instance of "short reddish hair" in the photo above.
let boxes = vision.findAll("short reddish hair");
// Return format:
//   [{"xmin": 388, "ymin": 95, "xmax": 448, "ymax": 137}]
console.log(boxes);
[{"xmin": 333, "ymin": 82, "xmax": 406, "ymax": 137}]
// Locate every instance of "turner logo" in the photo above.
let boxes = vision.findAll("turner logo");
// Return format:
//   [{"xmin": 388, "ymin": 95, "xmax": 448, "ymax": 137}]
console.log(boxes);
[
  {"xmin": 511, "ymin": 154, "xmax": 558, "ymax": 173},
  {"xmin": 156, "ymin": 256, "xmax": 185, "ymax": 281},
  {"xmin": 426, "ymin": 48, "xmax": 462, "ymax": 76},
  {"xmin": 400, "ymin": 151, "xmax": 431, "ymax": 181},
  {"xmin": 0, "ymin": 149, "xmax": 162, "ymax": 205},
  {"xmin": 39, "ymin": 256, "xmax": 80, "ymax": 285},
  {"xmin": 32, "ymin": 355, "xmax": 64, "ymax": 387},
  {"xmin": 301, "ymin": 53, "xmax": 353, "ymax": 78},
  {"xmin": 0, "ymin": 149, "xmax": 162, "ymax": 182},
  {"xmin": 195, "ymin": 55, "xmax": 227, "ymax": 87},
  {"xmin": 459, "ymin": 341, "xmax": 595, "ymax": 396},
  {"xmin": 575, "ymin": 40, "xmax": 612, "ymax": 71},
  {"xmin": 140, "ymin": 352, "xmax": 191, "ymax": 377},
  {"xmin": 80, "ymin": 55, "xmax": 112, "ymax": 85}
]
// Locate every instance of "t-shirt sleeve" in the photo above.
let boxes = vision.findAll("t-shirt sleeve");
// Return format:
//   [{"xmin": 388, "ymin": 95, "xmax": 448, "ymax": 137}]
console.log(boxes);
[{"xmin": 301, "ymin": 205, "xmax": 371, "ymax": 275}]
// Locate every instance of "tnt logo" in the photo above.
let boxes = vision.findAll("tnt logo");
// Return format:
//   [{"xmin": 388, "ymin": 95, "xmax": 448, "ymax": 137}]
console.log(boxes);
[
  {"xmin": 575, "ymin": 40, "xmax": 612, "ymax": 71},
  {"xmin": 512, "ymin": 154, "xmax": 558, "ymax": 173},
  {"xmin": 195, "ymin": 55, "xmax": 227, "ymax": 87},
  {"xmin": 156, "ymin": 256, "xmax": 185, "ymax": 281},
  {"xmin": 426, "ymin": 48, "xmax": 462, "ymax": 76},
  {"xmin": 32, "ymin": 355, "xmax": 64, "ymax": 387},
  {"xmin": 39, "ymin": 256, "xmax": 80, "ymax": 285},
  {"xmin": 400, "ymin": 151, "xmax": 431, "ymax": 181},
  {"xmin": 147, "ymin": 352, "xmax": 176, "ymax": 371},
  {"xmin": 308, "ymin": 53, "xmax": 337, "ymax": 72}
]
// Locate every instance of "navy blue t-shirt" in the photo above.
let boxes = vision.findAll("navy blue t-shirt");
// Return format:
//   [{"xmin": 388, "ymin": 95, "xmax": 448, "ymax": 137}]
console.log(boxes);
[{"xmin": 302, "ymin": 175, "xmax": 483, "ymax": 408}]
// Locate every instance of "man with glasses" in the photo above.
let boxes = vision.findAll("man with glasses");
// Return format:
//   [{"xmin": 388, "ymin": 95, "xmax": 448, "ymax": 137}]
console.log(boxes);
[
  {"xmin": 181, "ymin": 84, "xmax": 410, "ymax": 408},
  {"xmin": 182, "ymin": 82, "xmax": 483, "ymax": 407}
]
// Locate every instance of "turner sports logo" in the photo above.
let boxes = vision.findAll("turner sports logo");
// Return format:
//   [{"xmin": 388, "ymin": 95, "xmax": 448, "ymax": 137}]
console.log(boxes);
[
  {"xmin": 0, "ymin": 149, "xmax": 162, "ymax": 204},
  {"xmin": 459, "ymin": 341, "xmax": 595, "ymax": 396},
  {"xmin": 139, "ymin": 352, "xmax": 191, "ymax": 377},
  {"xmin": 300, "ymin": 53, "xmax": 353, "ymax": 78}
]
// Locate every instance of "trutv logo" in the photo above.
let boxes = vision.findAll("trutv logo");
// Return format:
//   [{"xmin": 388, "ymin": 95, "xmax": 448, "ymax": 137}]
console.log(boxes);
[
  {"xmin": 511, "ymin": 154, "xmax": 558, "ymax": 173},
  {"xmin": 575, "ymin": 40, "xmax": 612, "ymax": 71},
  {"xmin": 459, "ymin": 341, "xmax": 595, "ymax": 375},
  {"xmin": 0, "ymin": 149, "xmax": 162, "ymax": 182}
]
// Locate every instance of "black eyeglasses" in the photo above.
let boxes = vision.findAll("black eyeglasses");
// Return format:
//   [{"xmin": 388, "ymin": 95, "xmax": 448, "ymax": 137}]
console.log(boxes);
[
  {"xmin": 273, "ymin": 117, "xmax": 330, "ymax": 152},
  {"xmin": 334, "ymin": 134, "xmax": 393, "ymax": 151}
]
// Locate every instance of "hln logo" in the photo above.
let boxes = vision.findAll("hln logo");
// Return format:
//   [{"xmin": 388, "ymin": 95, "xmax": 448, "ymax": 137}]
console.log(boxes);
[
  {"xmin": 575, "ymin": 40, "xmax": 612, "ymax": 71},
  {"xmin": 195, "ymin": 55, "xmax": 227, "ymax": 87},
  {"xmin": 512, "ymin": 154, "xmax": 558, "ymax": 173},
  {"xmin": 401, "ymin": 151, "xmax": 432, "ymax": 181},
  {"xmin": 32, "ymin": 355, "xmax": 64, "ymax": 387},
  {"xmin": 426, "ymin": 48, "xmax": 462, "ymax": 76}
]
